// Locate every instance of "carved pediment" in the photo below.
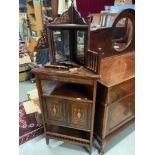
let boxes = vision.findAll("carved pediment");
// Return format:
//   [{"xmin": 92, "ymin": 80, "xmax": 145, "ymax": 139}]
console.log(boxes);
[{"xmin": 49, "ymin": 4, "xmax": 87, "ymax": 25}]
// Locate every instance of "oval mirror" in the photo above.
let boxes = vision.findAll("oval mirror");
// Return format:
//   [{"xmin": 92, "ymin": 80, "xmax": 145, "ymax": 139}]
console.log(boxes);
[{"xmin": 112, "ymin": 17, "xmax": 133, "ymax": 52}]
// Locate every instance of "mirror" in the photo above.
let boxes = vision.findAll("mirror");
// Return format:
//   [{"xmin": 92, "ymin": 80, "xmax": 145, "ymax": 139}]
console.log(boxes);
[
  {"xmin": 52, "ymin": 30, "xmax": 70, "ymax": 62},
  {"xmin": 112, "ymin": 17, "xmax": 133, "ymax": 52},
  {"xmin": 75, "ymin": 30, "xmax": 86, "ymax": 64}
]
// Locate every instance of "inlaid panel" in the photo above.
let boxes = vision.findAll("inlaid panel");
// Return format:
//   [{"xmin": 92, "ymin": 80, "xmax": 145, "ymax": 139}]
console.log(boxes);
[
  {"xmin": 105, "ymin": 93, "xmax": 135, "ymax": 135},
  {"xmin": 69, "ymin": 101, "xmax": 91, "ymax": 130},
  {"xmin": 44, "ymin": 98, "xmax": 66, "ymax": 125}
]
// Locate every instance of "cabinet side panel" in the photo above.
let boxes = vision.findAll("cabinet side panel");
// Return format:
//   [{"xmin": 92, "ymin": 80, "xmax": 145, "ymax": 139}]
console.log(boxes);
[{"xmin": 94, "ymin": 82, "xmax": 108, "ymax": 139}]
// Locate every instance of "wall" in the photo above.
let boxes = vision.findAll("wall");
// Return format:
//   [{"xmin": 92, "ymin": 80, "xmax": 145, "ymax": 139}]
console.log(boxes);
[{"xmin": 76, "ymin": 0, "xmax": 114, "ymax": 20}]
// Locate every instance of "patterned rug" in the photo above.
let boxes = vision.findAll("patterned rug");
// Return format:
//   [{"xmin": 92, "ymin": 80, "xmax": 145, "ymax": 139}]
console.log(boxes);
[{"xmin": 19, "ymin": 102, "xmax": 44, "ymax": 145}]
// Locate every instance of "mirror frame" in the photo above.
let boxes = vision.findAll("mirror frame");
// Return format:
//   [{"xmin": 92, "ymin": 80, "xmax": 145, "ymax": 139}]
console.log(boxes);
[{"xmin": 110, "ymin": 8, "xmax": 135, "ymax": 53}]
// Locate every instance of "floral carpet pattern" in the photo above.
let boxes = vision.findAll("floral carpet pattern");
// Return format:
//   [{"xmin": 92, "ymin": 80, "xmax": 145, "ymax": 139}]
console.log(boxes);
[{"xmin": 19, "ymin": 102, "xmax": 44, "ymax": 145}]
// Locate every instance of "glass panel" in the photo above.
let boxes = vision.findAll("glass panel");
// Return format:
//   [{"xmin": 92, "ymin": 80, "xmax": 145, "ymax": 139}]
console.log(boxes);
[
  {"xmin": 52, "ymin": 30, "xmax": 70, "ymax": 62},
  {"xmin": 112, "ymin": 17, "xmax": 133, "ymax": 52},
  {"xmin": 76, "ymin": 31, "xmax": 85, "ymax": 64}
]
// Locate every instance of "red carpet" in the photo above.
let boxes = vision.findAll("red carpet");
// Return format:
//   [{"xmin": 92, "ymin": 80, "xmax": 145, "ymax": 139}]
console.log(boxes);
[{"xmin": 19, "ymin": 102, "xmax": 44, "ymax": 145}]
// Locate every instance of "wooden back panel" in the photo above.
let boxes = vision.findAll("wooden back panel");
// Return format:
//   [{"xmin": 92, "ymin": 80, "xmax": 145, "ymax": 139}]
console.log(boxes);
[{"xmin": 99, "ymin": 52, "xmax": 135, "ymax": 87}]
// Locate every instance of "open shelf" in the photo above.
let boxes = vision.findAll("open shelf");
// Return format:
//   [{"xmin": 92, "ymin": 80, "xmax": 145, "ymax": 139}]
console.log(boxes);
[
  {"xmin": 46, "ymin": 124, "xmax": 90, "ymax": 146},
  {"xmin": 42, "ymin": 80, "xmax": 93, "ymax": 103},
  {"xmin": 45, "ymin": 120, "xmax": 91, "ymax": 132}
]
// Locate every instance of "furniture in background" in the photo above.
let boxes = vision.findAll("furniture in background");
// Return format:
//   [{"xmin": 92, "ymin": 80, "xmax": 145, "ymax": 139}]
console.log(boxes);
[
  {"xmin": 26, "ymin": 0, "xmax": 43, "ymax": 36},
  {"xmin": 94, "ymin": 52, "xmax": 135, "ymax": 155},
  {"xmin": 51, "ymin": 0, "xmax": 58, "ymax": 18},
  {"xmin": 87, "ymin": 8, "xmax": 135, "ymax": 155},
  {"xmin": 19, "ymin": 51, "xmax": 31, "ymax": 82},
  {"xmin": 26, "ymin": 28, "xmax": 49, "ymax": 63},
  {"xmin": 89, "ymin": 12, "xmax": 116, "ymax": 29},
  {"xmin": 87, "ymin": 8, "xmax": 135, "ymax": 73}
]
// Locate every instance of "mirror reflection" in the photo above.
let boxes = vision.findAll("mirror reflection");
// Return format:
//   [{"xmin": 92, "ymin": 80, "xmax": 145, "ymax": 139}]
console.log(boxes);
[
  {"xmin": 112, "ymin": 17, "xmax": 133, "ymax": 51},
  {"xmin": 52, "ymin": 30, "xmax": 70, "ymax": 62},
  {"xmin": 76, "ymin": 31, "xmax": 86, "ymax": 64}
]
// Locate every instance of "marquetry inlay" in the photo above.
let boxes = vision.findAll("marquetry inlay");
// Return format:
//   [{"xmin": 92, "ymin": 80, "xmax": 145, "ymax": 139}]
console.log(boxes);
[
  {"xmin": 49, "ymin": 105, "xmax": 59, "ymax": 116},
  {"xmin": 73, "ymin": 108, "xmax": 83, "ymax": 121}
]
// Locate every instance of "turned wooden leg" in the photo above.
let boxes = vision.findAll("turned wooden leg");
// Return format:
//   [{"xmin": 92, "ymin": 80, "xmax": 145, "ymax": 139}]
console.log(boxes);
[
  {"xmin": 99, "ymin": 140, "xmax": 106, "ymax": 155},
  {"xmin": 46, "ymin": 137, "xmax": 49, "ymax": 145}
]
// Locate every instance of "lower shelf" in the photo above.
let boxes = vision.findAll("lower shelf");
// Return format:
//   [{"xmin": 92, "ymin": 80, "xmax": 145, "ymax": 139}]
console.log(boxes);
[{"xmin": 46, "ymin": 124, "xmax": 90, "ymax": 146}]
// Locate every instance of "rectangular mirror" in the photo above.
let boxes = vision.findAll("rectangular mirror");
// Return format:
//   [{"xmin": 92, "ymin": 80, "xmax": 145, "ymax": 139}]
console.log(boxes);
[
  {"xmin": 75, "ymin": 30, "xmax": 86, "ymax": 64},
  {"xmin": 52, "ymin": 30, "xmax": 70, "ymax": 62}
]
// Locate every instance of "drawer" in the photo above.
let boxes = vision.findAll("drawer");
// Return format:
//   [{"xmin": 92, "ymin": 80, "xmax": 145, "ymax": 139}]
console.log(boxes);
[
  {"xmin": 43, "ymin": 97, "xmax": 67, "ymax": 125},
  {"xmin": 69, "ymin": 101, "xmax": 92, "ymax": 130},
  {"xmin": 108, "ymin": 78, "xmax": 135, "ymax": 104},
  {"xmin": 105, "ymin": 93, "xmax": 135, "ymax": 135}
]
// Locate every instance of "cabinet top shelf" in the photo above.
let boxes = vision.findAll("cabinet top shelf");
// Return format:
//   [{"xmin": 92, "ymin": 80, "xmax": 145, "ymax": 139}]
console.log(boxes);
[{"xmin": 32, "ymin": 67, "xmax": 100, "ymax": 80}]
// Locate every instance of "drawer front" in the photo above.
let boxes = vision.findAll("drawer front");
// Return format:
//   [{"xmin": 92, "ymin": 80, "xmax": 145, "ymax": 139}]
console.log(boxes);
[
  {"xmin": 37, "ymin": 74, "xmax": 93, "ymax": 85},
  {"xmin": 44, "ymin": 97, "xmax": 67, "ymax": 125},
  {"xmin": 108, "ymin": 78, "xmax": 135, "ymax": 104},
  {"xmin": 69, "ymin": 101, "xmax": 91, "ymax": 130},
  {"xmin": 105, "ymin": 93, "xmax": 135, "ymax": 135}
]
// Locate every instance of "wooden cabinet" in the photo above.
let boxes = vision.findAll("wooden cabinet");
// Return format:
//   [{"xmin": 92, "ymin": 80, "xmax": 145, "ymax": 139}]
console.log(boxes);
[
  {"xmin": 43, "ymin": 97, "xmax": 92, "ymax": 130},
  {"xmin": 105, "ymin": 93, "xmax": 135, "ymax": 135},
  {"xmin": 33, "ymin": 3, "xmax": 135, "ymax": 154},
  {"xmin": 94, "ymin": 52, "xmax": 135, "ymax": 155},
  {"xmin": 33, "ymin": 67, "xmax": 99, "ymax": 155}
]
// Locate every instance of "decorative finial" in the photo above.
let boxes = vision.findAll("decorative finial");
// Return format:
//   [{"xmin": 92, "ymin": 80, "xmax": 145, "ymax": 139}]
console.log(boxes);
[{"xmin": 71, "ymin": 0, "xmax": 74, "ymax": 4}]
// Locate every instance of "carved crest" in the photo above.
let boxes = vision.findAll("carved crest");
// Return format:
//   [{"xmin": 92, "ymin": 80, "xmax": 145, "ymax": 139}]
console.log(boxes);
[{"xmin": 49, "ymin": 4, "xmax": 87, "ymax": 25}]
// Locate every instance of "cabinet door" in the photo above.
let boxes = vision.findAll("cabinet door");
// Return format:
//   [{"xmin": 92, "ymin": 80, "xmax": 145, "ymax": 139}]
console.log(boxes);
[
  {"xmin": 44, "ymin": 97, "xmax": 67, "ymax": 125},
  {"xmin": 69, "ymin": 101, "xmax": 91, "ymax": 130},
  {"xmin": 105, "ymin": 93, "xmax": 135, "ymax": 136}
]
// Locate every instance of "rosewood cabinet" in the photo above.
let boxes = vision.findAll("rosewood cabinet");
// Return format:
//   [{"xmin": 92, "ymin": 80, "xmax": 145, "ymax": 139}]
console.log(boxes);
[
  {"xmin": 32, "ymin": 67, "xmax": 99, "ymax": 155},
  {"xmin": 94, "ymin": 52, "xmax": 135, "ymax": 155}
]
